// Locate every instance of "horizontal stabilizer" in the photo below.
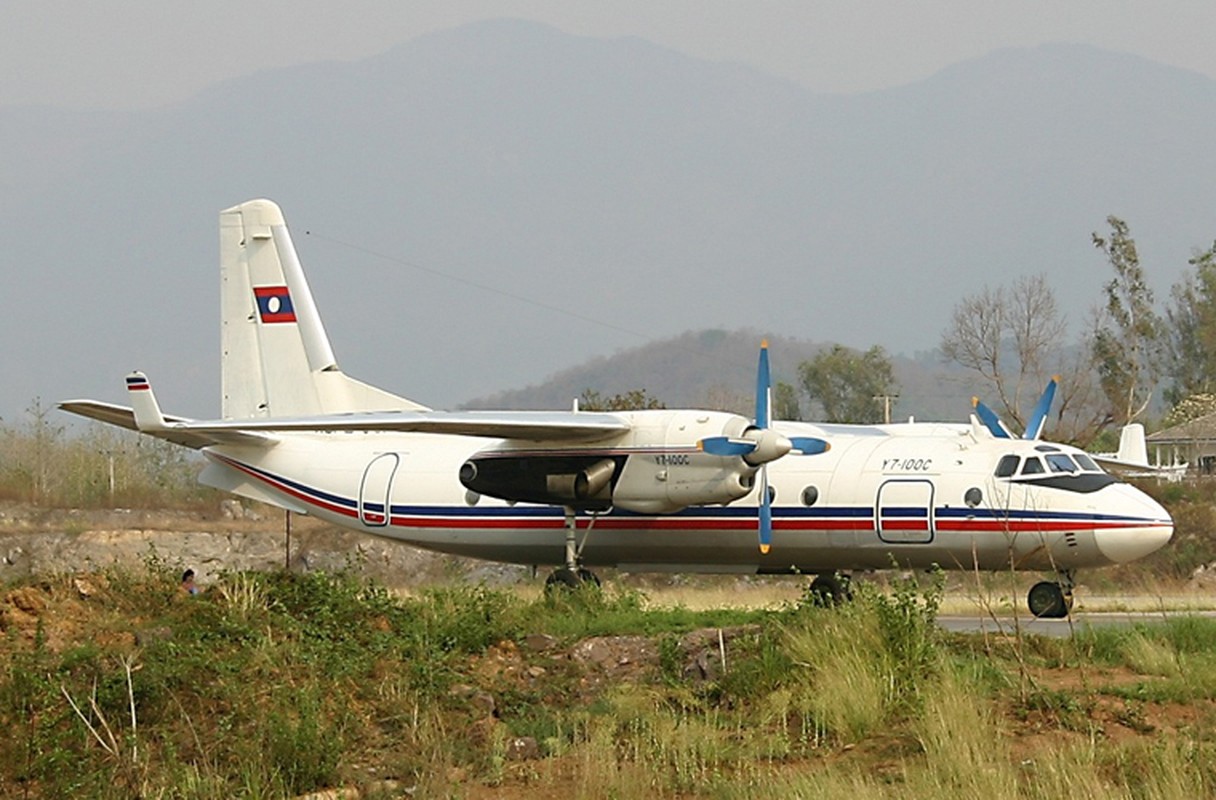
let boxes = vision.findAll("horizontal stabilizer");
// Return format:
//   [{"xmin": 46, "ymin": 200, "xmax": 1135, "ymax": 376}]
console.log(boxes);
[{"xmin": 59, "ymin": 400, "xmax": 274, "ymax": 449}]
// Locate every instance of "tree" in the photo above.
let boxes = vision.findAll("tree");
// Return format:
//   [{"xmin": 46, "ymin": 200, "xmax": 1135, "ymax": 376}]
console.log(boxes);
[
  {"xmin": 1163, "ymin": 240, "xmax": 1216, "ymax": 406},
  {"xmin": 939, "ymin": 273, "xmax": 1106, "ymax": 445},
  {"xmin": 797, "ymin": 345, "xmax": 897, "ymax": 424},
  {"xmin": 774, "ymin": 381, "xmax": 803, "ymax": 421},
  {"xmin": 578, "ymin": 388, "xmax": 665, "ymax": 411},
  {"xmin": 1091, "ymin": 216, "xmax": 1162, "ymax": 425},
  {"xmin": 940, "ymin": 274, "xmax": 1064, "ymax": 430}
]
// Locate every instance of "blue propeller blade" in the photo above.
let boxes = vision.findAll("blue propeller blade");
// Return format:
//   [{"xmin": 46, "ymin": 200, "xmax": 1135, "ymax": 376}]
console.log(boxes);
[
  {"xmin": 1022, "ymin": 376, "xmax": 1059, "ymax": 441},
  {"xmin": 698, "ymin": 436, "xmax": 757, "ymax": 457},
  {"xmin": 757, "ymin": 342, "xmax": 775, "ymax": 553},
  {"xmin": 755, "ymin": 340, "xmax": 771, "ymax": 429},
  {"xmin": 788, "ymin": 436, "xmax": 830, "ymax": 455},
  {"xmin": 758, "ymin": 470, "xmax": 772, "ymax": 555},
  {"xmin": 972, "ymin": 397, "xmax": 1013, "ymax": 439}
]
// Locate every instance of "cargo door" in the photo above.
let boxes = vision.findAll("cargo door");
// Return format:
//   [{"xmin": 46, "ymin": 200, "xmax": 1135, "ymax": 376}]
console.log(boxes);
[{"xmin": 876, "ymin": 479, "xmax": 934, "ymax": 544}]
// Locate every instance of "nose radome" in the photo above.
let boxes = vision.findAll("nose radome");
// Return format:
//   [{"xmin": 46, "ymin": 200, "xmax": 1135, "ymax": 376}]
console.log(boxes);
[{"xmin": 1095, "ymin": 488, "xmax": 1174, "ymax": 564}]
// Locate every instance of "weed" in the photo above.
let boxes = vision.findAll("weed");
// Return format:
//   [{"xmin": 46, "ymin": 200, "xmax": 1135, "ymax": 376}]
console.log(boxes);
[{"xmin": 4, "ymin": 565, "xmax": 1216, "ymax": 798}]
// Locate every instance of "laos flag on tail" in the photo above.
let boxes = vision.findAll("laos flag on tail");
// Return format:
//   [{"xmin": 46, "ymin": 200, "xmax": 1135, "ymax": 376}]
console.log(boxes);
[{"xmin": 254, "ymin": 286, "xmax": 296, "ymax": 324}]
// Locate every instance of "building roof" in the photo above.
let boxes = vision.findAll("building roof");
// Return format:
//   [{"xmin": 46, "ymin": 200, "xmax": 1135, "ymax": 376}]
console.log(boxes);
[{"xmin": 1147, "ymin": 411, "xmax": 1216, "ymax": 444}]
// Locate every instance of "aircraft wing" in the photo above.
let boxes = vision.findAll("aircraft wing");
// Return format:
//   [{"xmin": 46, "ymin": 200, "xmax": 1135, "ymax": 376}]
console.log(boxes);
[{"xmin": 176, "ymin": 410, "xmax": 632, "ymax": 441}]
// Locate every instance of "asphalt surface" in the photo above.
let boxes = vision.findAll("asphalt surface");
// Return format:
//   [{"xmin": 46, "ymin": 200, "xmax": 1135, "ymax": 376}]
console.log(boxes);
[{"xmin": 937, "ymin": 609, "xmax": 1216, "ymax": 637}]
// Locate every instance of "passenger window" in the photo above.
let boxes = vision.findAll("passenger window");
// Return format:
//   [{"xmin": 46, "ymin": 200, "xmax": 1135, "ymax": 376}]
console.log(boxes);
[
  {"xmin": 1046, "ymin": 454, "xmax": 1077, "ymax": 473},
  {"xmin": 1020, "ymin": 457, "xmax": 1045, "ymax": 475},
  {"xmin": 994, "ymin": 455, "xmax": 1019, "ymax": 478}
]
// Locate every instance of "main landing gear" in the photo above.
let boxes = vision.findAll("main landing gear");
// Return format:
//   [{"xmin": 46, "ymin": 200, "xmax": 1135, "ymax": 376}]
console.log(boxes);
[
  {"xmin": 1027, "ymin": 570, "xmax": 1075, "ymax": 619},
  {"xmin": 545, "ymin": 506, "xmax": 602, "ymax": 592},
  {"xmin": 807, "ymin": 572, "xmax": 853, "ymax": 607}
]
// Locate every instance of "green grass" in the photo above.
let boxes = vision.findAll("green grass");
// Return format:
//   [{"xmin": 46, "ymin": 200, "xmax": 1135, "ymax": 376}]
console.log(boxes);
[{"xmin": 2, "ymin": 565, "xmax": 1215, "ymax": 798}]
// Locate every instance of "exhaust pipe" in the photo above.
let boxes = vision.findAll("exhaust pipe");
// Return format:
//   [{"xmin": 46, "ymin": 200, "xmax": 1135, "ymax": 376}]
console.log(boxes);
[{"xmin": 546, "ymin": 458, "xmax": 617, "ymax": 500}]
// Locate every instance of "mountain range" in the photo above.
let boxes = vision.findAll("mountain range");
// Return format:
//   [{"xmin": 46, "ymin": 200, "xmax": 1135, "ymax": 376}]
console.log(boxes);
[{"xmin": 3, "ymin": 19, "xmax": 1214, "ymax": 423}]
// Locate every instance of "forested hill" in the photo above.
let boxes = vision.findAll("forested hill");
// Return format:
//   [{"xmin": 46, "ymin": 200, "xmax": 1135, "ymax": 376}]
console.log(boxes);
[{"xmin": 462, "ymin": 329, "xmax": 972, "ymax": 422}]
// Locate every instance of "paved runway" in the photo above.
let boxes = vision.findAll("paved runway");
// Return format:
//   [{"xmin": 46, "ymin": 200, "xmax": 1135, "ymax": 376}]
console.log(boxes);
[{"xmin": 938, "ymin": 609, "xmax": 1216, "ymax": 637}]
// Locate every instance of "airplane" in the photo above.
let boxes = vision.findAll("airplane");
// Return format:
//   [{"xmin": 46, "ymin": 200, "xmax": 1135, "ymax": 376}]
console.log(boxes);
[{"xmin": 60, "ymin": 199, "xmax": 1174, "ymax": 619}]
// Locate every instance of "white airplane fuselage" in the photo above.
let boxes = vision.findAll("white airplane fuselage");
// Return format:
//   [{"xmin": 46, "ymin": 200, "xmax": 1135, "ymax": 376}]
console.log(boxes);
[
  {"xmin": 61, "ymin": 199, "xmax": 1173, "ymax": 608},
  {"xmin": 201, "ymin": 414, "xmax": 1172, "ymax": 575}
]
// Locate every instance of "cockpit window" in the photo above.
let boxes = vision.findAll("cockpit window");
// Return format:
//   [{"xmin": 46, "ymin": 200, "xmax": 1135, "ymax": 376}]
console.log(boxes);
[
  {"xmin": 1020, "ymin": 457, "xmax": 1045, "ymax": 475},
  {"xmin": 1045, "ymin": 454, "xmax": 1078, "ymax": 473},
  {"xmin": 994, "ymin": 455, "xmax": 1019, "ymax": 478},
  {"xmin": 1074, "ymin": 453, "xmax": 1102, "ymax": 472}
]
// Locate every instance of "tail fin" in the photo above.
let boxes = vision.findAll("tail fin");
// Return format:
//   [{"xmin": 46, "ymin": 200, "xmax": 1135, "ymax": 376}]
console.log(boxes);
[
  {"xmin": 1116, "ymin": 422, "xmax": 1149, "ymax": 467},
  {"xmin": 219, "ymin": 199, "xmax": 428, "ymax": 419}
]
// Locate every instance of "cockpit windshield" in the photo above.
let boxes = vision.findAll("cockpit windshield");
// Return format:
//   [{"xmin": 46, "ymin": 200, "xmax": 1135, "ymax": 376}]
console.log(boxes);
[
  {"xmin": 995, "ymin": 455, "xmax": 1019, "ymax": 478},
  {"xmin": 1074, "ymin": 453, "xmax": 1101, "ymax": 472},
  {"xmin": 1045, "ymin": 454, "xmax": 1077, "ymax": 473},
  {"xmin": 1021, "ymin": 456, "xmax": 1045, "ymax": 475},
  {"xmin": 994, "ymin": 451, "xmax": 1107, "ymax": 478}
]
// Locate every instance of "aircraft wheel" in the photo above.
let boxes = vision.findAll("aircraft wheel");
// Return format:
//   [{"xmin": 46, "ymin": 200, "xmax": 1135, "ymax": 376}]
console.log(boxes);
[
  {"xmin": 545, "ymin": 566, "xmax": 599, "ymax": 593},
  {"xmin": 1027, "ymin": 581, "xmax": 1069, "ymax": 619},
  {"xmin": 807, "ymin": 573, "xmax": 852, "ymax": 607}
]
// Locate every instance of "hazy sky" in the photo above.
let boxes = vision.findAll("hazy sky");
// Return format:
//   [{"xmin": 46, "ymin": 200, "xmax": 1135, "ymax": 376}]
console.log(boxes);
[{"xmin": 4, "ymin": 1, "xmax": 1216, "ymax": 109}]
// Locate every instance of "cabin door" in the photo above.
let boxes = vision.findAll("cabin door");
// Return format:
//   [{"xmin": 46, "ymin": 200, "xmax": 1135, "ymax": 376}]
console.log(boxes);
[
  {"xmin": 876, "ymin": 479, "xmax": 935, "ymax": 544},
  {"xmin": 359, "ymin": 453, "xmax": 400, "ymax": 527}
]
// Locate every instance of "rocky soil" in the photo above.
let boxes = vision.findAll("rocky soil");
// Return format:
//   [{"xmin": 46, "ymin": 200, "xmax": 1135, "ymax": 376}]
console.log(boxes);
[{"xmin": 0, "ymin": 500, "xmax": 529, "ymax": 589}]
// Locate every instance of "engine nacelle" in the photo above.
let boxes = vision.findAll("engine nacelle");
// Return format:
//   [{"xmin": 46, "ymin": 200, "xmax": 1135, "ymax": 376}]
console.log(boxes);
[
  {"xmin": 459, "ymin": 455, "xmax": 620, "ymax": 510},
  {"xmin": 459, "ymin": 409, "xmax": 763, "ymax": 513}
]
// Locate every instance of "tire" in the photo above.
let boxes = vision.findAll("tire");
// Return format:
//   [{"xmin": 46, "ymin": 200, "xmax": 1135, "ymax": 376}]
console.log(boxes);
[
  {"xmin": 545, "ymin": 567, "xmax": 582, "ymax": 591},
  {"xmin": 1027, "ymin": 581, "xmax": 1069, "ymax": 619},
  {"xmin": 544, "ymin": 566, "xmax": 599, "ymax": 593},
  {"xmin": 808, "ymin": 573, "xmax": 850, "ymax": 607}
]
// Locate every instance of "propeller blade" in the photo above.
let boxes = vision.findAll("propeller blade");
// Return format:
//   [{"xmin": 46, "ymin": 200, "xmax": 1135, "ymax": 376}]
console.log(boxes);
[
  {"xmin": 755, "ymin": 340, "xmax": 771, "ymax": 429},
  {"xmin": 788, "ymin": 436, "xmax": 830, "ymax": 455},
  {"xmin": 972, "ymin": 397, "xmax": 1013, "ymax": 439},
  {"xmin": 758, "ymin": 467, "xmax": 772, "ymax": 554},
  {"xmin": 698, "ymin": 436, "xmax": 757, "ymax": 457},
  {"xmin": 1022, "ymin": 376, "xmax": 1059, "ymax": 441}
]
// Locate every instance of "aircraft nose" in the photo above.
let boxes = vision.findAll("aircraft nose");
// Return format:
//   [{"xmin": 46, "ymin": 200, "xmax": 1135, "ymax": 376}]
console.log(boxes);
[{"xmin": 1095, "ymin": 486, "xmax": 1174, "ymax": 564}]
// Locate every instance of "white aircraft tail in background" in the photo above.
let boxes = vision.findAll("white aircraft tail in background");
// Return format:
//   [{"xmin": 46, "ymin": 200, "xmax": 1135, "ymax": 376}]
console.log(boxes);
[{"xmin": 1093, "ymin": 422, "xmax": 1187, "ymax": 481}]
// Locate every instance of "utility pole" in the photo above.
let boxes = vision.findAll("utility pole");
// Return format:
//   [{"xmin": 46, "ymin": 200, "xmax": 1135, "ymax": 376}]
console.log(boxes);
[{"xmin": 873, "ymin": 395, "xmax": 898, "ymax": 424}]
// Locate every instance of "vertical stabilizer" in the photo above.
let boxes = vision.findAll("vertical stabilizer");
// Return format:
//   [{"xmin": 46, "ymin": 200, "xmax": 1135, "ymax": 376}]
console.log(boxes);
[
  {"xmin": 1116, "ymin": 423, "xmax": 1149, "ymax": 467},
  {"xmin": 220, "ymin": 199, "xmax": 428, "ymax": 419}
]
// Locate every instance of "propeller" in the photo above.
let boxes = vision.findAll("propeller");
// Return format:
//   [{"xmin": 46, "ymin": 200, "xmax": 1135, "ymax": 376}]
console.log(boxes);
[
  {"xmin": 971, "ymin": 396, "xmax": 1013, "ymax": 439},
  {"xmin": 698, "ymin": 341, "xmax": 829, "ymax": 554},
  {"xmin": 972, "ymin": 376, "xmax": 1059, "ymax": 441},
  {"xmin": 1022, "ymin": 376, "xmax": 1059, "ymax": 441}
]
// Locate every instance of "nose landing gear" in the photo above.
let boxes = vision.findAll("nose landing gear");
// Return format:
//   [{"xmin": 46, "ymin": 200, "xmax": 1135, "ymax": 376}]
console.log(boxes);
[{"xmin": 1027, "ymin": 570, "xmax": 1075, "ymax": 619}]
